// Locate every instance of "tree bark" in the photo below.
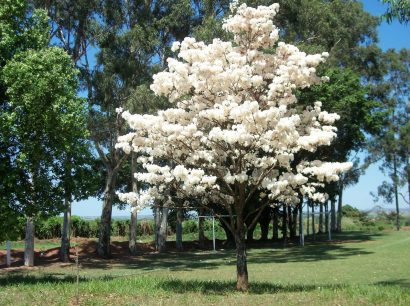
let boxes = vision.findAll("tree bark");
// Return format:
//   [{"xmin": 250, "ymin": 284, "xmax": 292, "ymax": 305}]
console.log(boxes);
[
  {"xmin": 176, "ymin": 208, "xmax": 183, "ymax": 251},
  {"xmin": 291, "ymin": 206, "xmax": 298, "ymax": 239},
  {"xmin": 156, "ymin": 205, "xmax": 169, "ymax": 252},
  {"xmin": 393, "ymin": 155, "xmax": 400, "ymax": 230},
  {"xmin": 259, "ymin": 208, "xmax": 270, "ymax": 241},
  {"xmin": 246, "ymin": 222, "xmax": 255, "ymax": 242},
  {"xmin": 331, "ymin": 198, "xmax": 336, "ymax": 232},
  {"xmin": 311, "ymin": 202, "xmax": 315, "ymax": 239},
  {"xmin": 155, "ymin": 205, "xmax": 161, "ymax": 248},
  {"xmin": 235, "ymin": 219, "xmax": 248, "ymax": 292},
  {"xmin": 129, "ymin": 209, "xmax": 138, "ymax": 255},
  {"xmin": 319, "ymin": 202, "xmax": 324, "ymax": 234},
  {"xmin": 325, "ymin": 201, "xmax": 329, "ymax": 233},
  {"xmin": 24, "ymin": 216, "xmax": 35, "ymax": 267},
  {"xmin": 129, "ymin": 152, "xmax": 138, "ymax": 255},
  {"xmin": 299, "ymin": 202, "xmax": 304, "ymax": 246},
  {"xmin": 97, "ymin": 170, "xmax": 117, "ymax": 258},
  {"xmin": 337, "ymin": 182, "xmax": 343, "ymax": 232},
  {"xmin": 198, "ymin": 208, "xmax": 205, "ymax": 248},
  {"xmin": 272, "ymin": 206, "xmax": 279, "ymax": 240},
  {"xmin": 282, "ymin": 204, "xmax": 287, "ymax": 245},
  {"xmin": 60, "ymin": 195, "xmax": 71, "ymax": 262},
  {"xmin": 306, "ymin": 203, "xmax": 310, "ymax": 236}
]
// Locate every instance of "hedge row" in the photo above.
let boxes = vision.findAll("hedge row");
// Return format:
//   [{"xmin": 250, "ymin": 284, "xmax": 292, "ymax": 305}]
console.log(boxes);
[{"xmin": 32, "ymin": 216, "xmax": 217, "ymax": 239}]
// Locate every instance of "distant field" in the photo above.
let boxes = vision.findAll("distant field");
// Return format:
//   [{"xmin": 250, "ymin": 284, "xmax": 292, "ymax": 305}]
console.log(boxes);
[{"xmin": 1, "ymin": 230, "xmax": 409, "ymax": 305}]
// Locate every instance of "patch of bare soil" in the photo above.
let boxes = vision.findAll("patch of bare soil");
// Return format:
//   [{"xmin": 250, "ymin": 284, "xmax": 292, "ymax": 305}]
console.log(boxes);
[{"xmin": 0, "ymin": 239, "xmax": 229, "ymax": 270}]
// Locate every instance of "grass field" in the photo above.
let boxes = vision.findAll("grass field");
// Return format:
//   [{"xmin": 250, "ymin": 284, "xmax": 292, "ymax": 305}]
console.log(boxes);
[{"xmin": 1, "ymin": 230, "xmax": 409, "ymax": 305}]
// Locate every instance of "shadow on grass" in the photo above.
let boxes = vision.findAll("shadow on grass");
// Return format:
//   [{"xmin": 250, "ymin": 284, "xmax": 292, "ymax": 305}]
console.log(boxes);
[
  {"xmin": 157, "ymin": 278, "xmax": 347, "ymax": 294},
  {"xmin": 375, "ymin": 279, "xmax": 410, "ymax": 288},
  {"xmin": 77, "ymin": 231, "xmax": 381, "ymax": 272},
  {"xmin": 0, "ymin": 273, "xmax": 104, "ymax": 287}
]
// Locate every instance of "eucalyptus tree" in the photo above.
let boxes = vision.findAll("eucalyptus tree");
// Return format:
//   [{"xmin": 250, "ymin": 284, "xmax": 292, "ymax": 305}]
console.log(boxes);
[
  {"xmin": 368, "ymin": 49, "xmax": 409, "ymax": 229},
  {"xmin": 381, "ymin": 0, "xmax": 410, "ymax": 24}
]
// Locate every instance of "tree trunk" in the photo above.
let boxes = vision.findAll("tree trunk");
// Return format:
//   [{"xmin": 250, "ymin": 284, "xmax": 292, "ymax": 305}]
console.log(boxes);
[
  {"xmin": 393, "ymin": 155, "xmax": 400, "ymax": 230},
  {"xmin": 98, "ymin": 170, "xmax": 117, "ymax": 258},
  {"xmin": 129, "ymin": 209, "xmax": 138, "ymax": 255},
  {"xmin": 24, "ymin": 216, "xmax": 35, "ymax": 267},
  {"xmin": 129, "ymin": 152, "xmax": 138, "ymax": 255},
  {"xmin": 198, "ymin": 208, "xmax": 205, "ymax": 248},
  {"xmin": 319, "ymin": 202, "xmax": 324, "ymax": 234},
  {"xmin": 156, "ymin": 205, "xmax": 169, "ymax": 252},
  {"xmin": 299, "ymin": 202, "xmax": 304, "ymax": 246},
  {"xmin": 60, "ymin": 195, "xmax": 71, "ymax": 262},
  {"xmin": 272, "ymin": 206, "xmax": 279, "ymax": 240},
  {"xmin": 331, "ymin": 198, "xmax": 336, "ymax": 232},
  {"xmin": 282, "ymin": 204, "xmax": 287, "ymax": 245},
  {"xmin": 259, "ymin": 207, "xmax": 270, "ymax": 241},
  {"xmin": 220, "ymin": 217, "xmax": 235, "ymax": 247},
  {"xmin": 246, "ymin": 222, "xmax": 255, "ymax": 242},
  {"xmin": 337, "ymin": 182, "xmax": 343, "ymax": 232},
  {"xmin": 311, "ymin": 203, "xmax": 315, "ymax": 239},
  {"xmin": 306, "ymin": 203, "xmax": 310, "ymax": 236},
  {"xmin": 291, "ymin": 206, "xmax": 298, "ymax": 239},
  {"xmin": 325, "ymin": 201, "xmax": 329, "ymax": 233},
  {"xmin": 235, "ymin": 220, "xmax": 248, "ymax": 292},
  {"xmin": 176, "ymin": 208, "xmax": 183, "ymax": 251}
]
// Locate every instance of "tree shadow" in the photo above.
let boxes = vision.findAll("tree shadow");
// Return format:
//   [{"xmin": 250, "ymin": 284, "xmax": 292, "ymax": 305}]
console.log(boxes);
[
  {"xmin": 0, "ymin": 273, "xmax": 102, "ymax": 287},
  {"xmin": 374, "ymin": 279, "xmax": 410, "ymax": 288},
  {"xmin": 157, "ymin": 278, "xmax": 347, "ymax": 294},
  {"xmin": 75, "ymin": 231, "xmax": 383, "ymax": 272}
]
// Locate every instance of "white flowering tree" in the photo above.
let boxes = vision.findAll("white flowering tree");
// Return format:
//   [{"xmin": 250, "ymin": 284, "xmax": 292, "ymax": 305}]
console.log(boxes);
[{"xmin": 116, "ymin": 2, "xmax": 351, "ymax": 291}]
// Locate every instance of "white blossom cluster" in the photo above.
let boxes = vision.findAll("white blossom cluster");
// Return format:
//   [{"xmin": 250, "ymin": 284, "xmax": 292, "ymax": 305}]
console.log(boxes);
[{"xmin": 116, "ymin": 3, "xmax": 352, "ymax": 212}]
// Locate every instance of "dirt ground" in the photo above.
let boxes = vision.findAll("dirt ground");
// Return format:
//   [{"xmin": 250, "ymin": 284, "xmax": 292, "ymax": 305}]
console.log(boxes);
[{"xmin": 0, "ymin": 238, "xmax": 234, "ymax": 269}]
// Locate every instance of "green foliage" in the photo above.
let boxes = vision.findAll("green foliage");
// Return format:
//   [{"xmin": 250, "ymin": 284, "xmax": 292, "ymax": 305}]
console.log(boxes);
[
  {"xmin": 342, "ymin": 204, "xmax": 362, "ymax": 218},
  {"xmin": 381, "ymin": 0, "xmax": 410, "ymax": 24},
  {"xmin": 0, "ymin": 0, "xmax": 96, "ymax": 246}
]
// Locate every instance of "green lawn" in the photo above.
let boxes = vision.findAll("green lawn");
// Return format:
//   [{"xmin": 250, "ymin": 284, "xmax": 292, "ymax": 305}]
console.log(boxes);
[{"xmin": 1, "ymin": 230, "xmax": 409, "ymax": 305}]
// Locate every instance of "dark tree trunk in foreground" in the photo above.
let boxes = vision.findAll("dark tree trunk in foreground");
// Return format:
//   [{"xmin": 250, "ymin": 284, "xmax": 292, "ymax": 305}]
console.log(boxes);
[
  {"xmin": 235, "ymin": 217, "xmax": 248, "ymax": 292},
  {"xmin": 60, "ymin": 196, "xmax": 71, "ymax": 262},
  {"xmin": 24, "ymin": 216, "xmax": 35, "ymax": 267},
  {"xmin": 325, "ymin": 201, "xmax": 329, "ymax": 233},
  {"xmin": 98, "ymin": 171, "xmax": 117, "ymax": 258},
  {"xmin": 176, "ymin": 208, "xmax": 183, "ymax": 251}
]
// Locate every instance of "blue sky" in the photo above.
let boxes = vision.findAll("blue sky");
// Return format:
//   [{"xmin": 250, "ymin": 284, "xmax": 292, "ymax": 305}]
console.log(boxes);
[{"xmin": 72, "ymin": 0, "xmax": 410, "ymax": 217}]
